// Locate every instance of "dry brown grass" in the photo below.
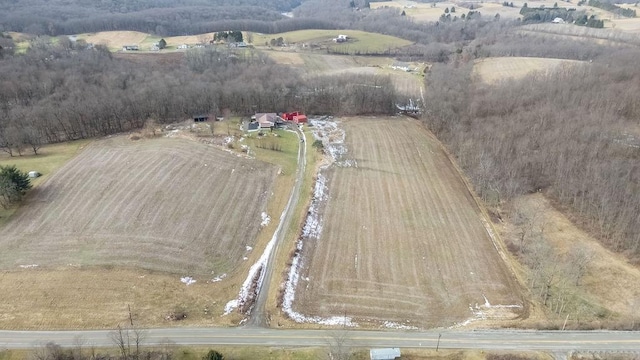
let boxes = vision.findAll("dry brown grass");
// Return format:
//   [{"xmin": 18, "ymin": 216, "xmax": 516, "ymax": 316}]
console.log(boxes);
[
  {"xmin": 0, "ymin": 136, "xmax": 286, "ymax": 329},
  {"xmin": 77, "ymin": 31, "xmax": 149, "ymax": 49},
  {"xmin": 0, "ymin": 267, "xmax": 243, "ymax": 329},
  {"xmin": 165, "ymin": 33, "xmax": 216, "ymax": 45},
  {"xmin": 264, "ymin": 50, "xmax": 306, "ymax": 66},
  {"xmin": 0, "ymin": 136, "xmax": 277, "ymax": 276},
  {"xmin": 474, "ymin": 57, "xmax": 582, "ymax": 84},
  {"xmin": 291, "ymin": 117, "xmax": 522, "ymax": 328},
  {"xmin": 513, "ymin": 194, "xmax": 640, "ymax": 318},
  {"xmin": 610, "ymin": 18, "xmax": 640, "ymax": 32}
]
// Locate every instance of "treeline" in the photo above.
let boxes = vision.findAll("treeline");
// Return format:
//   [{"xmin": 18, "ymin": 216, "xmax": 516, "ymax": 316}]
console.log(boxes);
[
  {"xmin": 519, "ymin": 3, "xmax": 580, "ymax": 23},
  {"xmin": 0, "ymin": 40, "xmax": 396, "ymax": 151},
  {"xmin": 470, "ymin": 27, "xmax": 618, "ymax": 60},
  {"xmin": 0, "ymin": 5, "xmax": 335, "ymax": 36},
  {"xmin": 422, "ymin": 49, "xmax": 640, "ymax": 259},
  {"xmin": 587, "ymin": 0, "xmax": 637, "ymax": 18}
]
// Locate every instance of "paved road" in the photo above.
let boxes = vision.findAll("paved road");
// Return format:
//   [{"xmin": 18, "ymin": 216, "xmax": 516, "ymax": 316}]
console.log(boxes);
[
  {"xmin": 1, "ymin": 328, "xmax": 639, "ymax": 351},
  {"xmin": 247, "ymin": 125, "xmax": 306, "ymax": 327}
]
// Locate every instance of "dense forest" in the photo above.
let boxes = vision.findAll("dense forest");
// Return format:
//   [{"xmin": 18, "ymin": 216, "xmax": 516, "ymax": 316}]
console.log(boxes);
[
  {"xmin": 423, "ymin": 49, "xmax": 640, "ymax": 261},
  {"xmin": 0, "ymin": 38, "xmax": 395, "ymax": 149},
  {"xmin": 0, "ymin": 0, "xmax": 336, "ymax": 36}
]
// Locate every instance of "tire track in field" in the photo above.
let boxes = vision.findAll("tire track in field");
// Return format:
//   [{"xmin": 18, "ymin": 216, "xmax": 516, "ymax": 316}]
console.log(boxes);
[
  {"xmin": 0, "ymin": 137, "xmax": 278, "ymax": 275},
  {"xmin": 293, "ymin": 117, "xmax": 521, "ymax": 328}
]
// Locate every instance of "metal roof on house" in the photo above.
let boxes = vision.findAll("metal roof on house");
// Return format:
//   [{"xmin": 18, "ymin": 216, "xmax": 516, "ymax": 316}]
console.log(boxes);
[
  {"xmin": 370, "ymin": 348, "xmax": 401, "ymax": 360},
  {"xmin": 255, "ymin": 113, "xmax": 278, "ymax": 123}
]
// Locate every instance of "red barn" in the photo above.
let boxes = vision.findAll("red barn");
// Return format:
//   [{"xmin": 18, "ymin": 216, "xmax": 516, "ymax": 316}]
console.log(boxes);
[{"xmin": 282, "ymin": 111, "xmax": 307, "ymax": 124}]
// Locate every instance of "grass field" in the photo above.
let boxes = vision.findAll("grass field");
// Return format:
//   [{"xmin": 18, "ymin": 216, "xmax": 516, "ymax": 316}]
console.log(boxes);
[
  {"xmin": 75, "ymin": 31, "xmax": 216, "ymax": 52},
  {"xmin": 370, "ymin": 0, "xmax": 528, "ymax": 22},
  {"xmin": 513, "ymin": 194, "xmax": 640, "ymax": 319},
  {"xmin": 262, "ymin": 51, "xmax": 424, "ymax": 97},
  {"xmin": 0, "ymin": 136, "xmax": 277, "ymax": 275},
  {"xmin": 0, "ymin": 123, "xmax": 309, "ymax": 329},
  {"xmin": 254, "ymin": 30, "xmax": 413, "ymax": 54},
  {"xmin": 0, "ymin": 140, "xmax": 90, "ymax": 226},
  {"xmin": 474, "ymin": 57, "xmax": 582, "ymax": 84},
  {"xmin": 290, "ymin": 117, "xmax": 521, "ymax": 328},
  {"xmin": 77, "ymin": 31, "xmax": 149, "ymax": 51}
]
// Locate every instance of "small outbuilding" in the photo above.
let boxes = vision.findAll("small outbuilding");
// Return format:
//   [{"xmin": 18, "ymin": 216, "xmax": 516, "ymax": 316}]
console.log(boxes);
[
  {"xmin": 193, "ymin": 115, "xmax": 209, "ymax": 122},
  {"xmin": 370, "ymin": 348, "xmax": 401, "ymax": 360},
  {"xmin": 28, "ymin": 171, "xmax": 41, "ymax": 178}
]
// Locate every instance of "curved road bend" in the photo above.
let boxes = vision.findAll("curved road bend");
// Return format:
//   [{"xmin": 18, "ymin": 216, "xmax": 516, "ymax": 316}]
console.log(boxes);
[
  {"xmin": 1, "ymin": 328, "xmax": 639, "ymax": 351},
  {"xmin": 247, "ymin": 125, "xmax": 306, "ymax": 327}
]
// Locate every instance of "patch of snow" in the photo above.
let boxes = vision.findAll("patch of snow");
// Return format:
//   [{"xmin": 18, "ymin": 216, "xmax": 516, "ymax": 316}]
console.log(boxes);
[
  {"xmin": 224, "ymin": 207, "xmax": 284, "ymax": 314},
  {"xmin": 212, "ymin": 273, "xmax": 227, "ymax": 282},
  {"xmin": 382, "ymin": 321, "xmax": 418, "ymax": 330},
  {"xmin": 180, "ymin": 276, "xmax": 196, "ymax": 286},
  {"xmin": 224, "ymin": 136, "xmax": 234, "ymax": 145},
  {"xmin": 282, "ymin": 240, "xmax": 357, "ymax": 326},
  {"xmin": 310, "ymin": 118, "xmax": 357, "ymax": 167},
  {"xmin": 246, "ymin": 245, "xmax": 253, "ymax": 252},
  {"xmin": 260, "ymin": 212, "xmax": 271, "ymax": 227},
  {"xmin": 301, "ymin": 174, "xmax": 327, "ymax": 238},
  {"xmin": 280, "ymin": 155, "xmax": 357, "ymax": 327},
  {"xmin": 19, "ymin": 264, "xmax": 38, "ymax": 269},
  {"xmin": 243, "ymin": 256, "xmax": 248, "ymax": 260},
  {"xmin": 453, "ymin": 294, "xmax": 523, "ymax": 328},
  {"xmin": 224, "ymin": 299, "xmax": 238, "ymax": 314}
]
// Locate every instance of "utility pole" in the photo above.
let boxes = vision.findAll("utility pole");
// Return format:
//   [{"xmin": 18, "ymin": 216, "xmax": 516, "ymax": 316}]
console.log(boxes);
[{"xmin": 436, "ymin": 333, "xmax": 441, "ymax": 351}]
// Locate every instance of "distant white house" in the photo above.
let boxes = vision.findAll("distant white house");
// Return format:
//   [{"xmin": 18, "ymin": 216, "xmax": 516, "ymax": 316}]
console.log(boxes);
[
  {"xmin": 333, "ymin": 34, "xmax": 349, "ymax": 43},
  {"xmin": 177, "ymin": 44, "xmax": 189, "ymax": 49},
  {"xmin": 391, "ymin": 61, "xmax": 411, "ymax": 72},
  {"xmin": 122, "ymin": 45, "xmax": 139, "ymax": 51}
]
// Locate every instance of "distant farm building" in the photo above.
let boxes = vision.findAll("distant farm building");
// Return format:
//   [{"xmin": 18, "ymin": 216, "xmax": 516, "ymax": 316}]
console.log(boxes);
[
  {"xmin": 282, "ymin": 111, "xmax": 308, "ymax": 124},
  {"xmin": 391, "ymin": 61, "xmax": 411, "ymax": 72},
  {"xmin": 122, "ymin": 45, "xmax": 139, "ymax": 51},
  {"xmin": 396, "ymin": 99, "xmax": 420, "ymax": 114},
  {"xmin": 193, "ymin": 115, "xmax": 209, "ymax": 122},
  {"xmin": 333, "ymin": 34, "xmax": 349, "ymax": 43},
  {"xmin": 177, "ymin": 44, "xmax": 189, "ymax": 49},
  {"xmin": 229, "ymin": 41, "xmax": 248, "ymax": 48},
  {"xmin": 370, "ymin": 348, "xmax": 401, "ymax": 360}
]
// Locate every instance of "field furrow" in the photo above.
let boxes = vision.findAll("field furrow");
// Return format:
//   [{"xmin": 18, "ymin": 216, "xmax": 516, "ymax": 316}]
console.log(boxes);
[
  {"xmin": 0, "ymin": 136, "xmax": 277, "ymax": 275},
  {"xmin": 292, "ymin": 117, "xmax": 521, "ymax": 327}
]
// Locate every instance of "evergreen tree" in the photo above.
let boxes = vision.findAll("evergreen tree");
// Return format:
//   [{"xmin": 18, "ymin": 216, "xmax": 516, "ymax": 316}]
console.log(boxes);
[
  {"xmin": 0, "ymin": 165, "xmax": 31, "ymax": 208},
  {"xmin": 0, "ymin": 165, "xmax": 31, "ymax": 193},
  {"xmin": 203, "ymin": 350, "xmax": 224, "ymax": 360}
]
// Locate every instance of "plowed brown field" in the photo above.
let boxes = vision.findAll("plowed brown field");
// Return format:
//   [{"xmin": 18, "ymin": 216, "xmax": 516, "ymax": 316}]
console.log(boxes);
[
  {"xmin": 293, "ymin": 117, "xmax": 521, "ymax": 327},
  {"xmin": 0, "ymin": 136, "xmax": 277, "ymax": 276}
]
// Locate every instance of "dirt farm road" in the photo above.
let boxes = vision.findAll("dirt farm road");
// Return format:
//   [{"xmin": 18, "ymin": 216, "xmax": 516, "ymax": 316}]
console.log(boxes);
[
  {"xmin": 1, "ymin": 327, "xmax": 639, "ymax": 351},
  {"xmin": 247, "ymin": 124, "xmax": 306, "ymax": 327}
]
